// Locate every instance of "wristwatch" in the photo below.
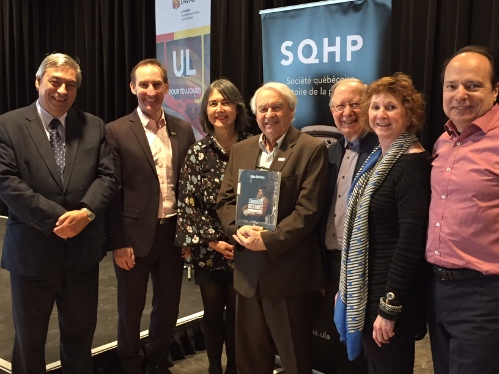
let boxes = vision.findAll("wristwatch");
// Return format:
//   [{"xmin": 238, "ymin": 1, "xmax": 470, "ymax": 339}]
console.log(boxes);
[{"xmin": 82, "ymin": 207, "xmax": 95, "ymax": 222}]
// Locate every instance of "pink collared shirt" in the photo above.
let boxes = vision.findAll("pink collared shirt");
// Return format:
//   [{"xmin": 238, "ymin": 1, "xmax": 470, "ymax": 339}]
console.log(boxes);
[
  {"xmin": 137, "ymin": 107, "xmax": 176, "ymax": 218},
  {"xmin": 426, "ymin": 104, "xmax": 499, "ymax": 274}
]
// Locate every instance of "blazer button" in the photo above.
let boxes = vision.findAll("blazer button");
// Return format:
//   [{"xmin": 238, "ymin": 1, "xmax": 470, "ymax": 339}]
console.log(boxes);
[
  {"xmin": 155, "ymin": 189, "xmax": 159, "ymax": 194},
  {"xmin": 153, "ymin": 212, "xmax": 157, "ymax": 217}
]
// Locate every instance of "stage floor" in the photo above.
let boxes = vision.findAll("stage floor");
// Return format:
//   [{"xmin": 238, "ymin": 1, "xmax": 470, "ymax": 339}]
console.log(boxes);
[
  {"xmin": 0, "ymin": 216, "xmax": 434, "ymax": 374},
  {"xmin": 0, "ymin": 217, "xmax": 203, "ymax": 366}
]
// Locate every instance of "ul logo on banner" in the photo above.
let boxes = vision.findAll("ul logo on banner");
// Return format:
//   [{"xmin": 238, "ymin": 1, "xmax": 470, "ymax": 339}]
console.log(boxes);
[{"xmin": 172, "ymin": 0, "xmax": 180, "ymax": 10}]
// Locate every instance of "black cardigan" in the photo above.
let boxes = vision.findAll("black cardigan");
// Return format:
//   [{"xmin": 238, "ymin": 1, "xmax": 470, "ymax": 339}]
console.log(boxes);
[{"xmin": 365, "ymin": 152, "xmax": 432, "ymax": 340}]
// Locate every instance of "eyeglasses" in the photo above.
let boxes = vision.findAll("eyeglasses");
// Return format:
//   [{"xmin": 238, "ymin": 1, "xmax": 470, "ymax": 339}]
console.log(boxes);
[{"xmin": 332, "ymin": 102, "xmax": 362, "ymax": 112}]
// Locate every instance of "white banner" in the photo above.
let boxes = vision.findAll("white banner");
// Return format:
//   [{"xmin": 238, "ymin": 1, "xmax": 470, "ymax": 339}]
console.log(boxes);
[{"xmin": 155, "ymin": 0, "xmax": 211, "ymax": 139}]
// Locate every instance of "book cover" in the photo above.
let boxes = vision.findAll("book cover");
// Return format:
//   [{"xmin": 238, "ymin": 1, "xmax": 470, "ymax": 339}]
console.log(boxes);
[{"xmin": 235, "ymin": 169, "xmax": 281, "ymax": 231}]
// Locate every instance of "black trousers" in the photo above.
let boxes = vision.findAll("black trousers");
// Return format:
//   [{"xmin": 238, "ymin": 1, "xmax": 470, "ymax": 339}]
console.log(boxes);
[
  {"xmin": 362, "ymin": 330, "xmax": 415, "ymax": 374},
  {"xmin": 428, "ymin": 274, "xmax": 499, "ymax": 374},
  {"xmin": 235, "ymin": 287, "xmax": 314, "ymax": 374},
  {"xmin": 10, "ymin": 265, "xmax": 99, "ymax": 374},
  {"xmin": 115, "ymin": 219, "xmax": 183, "ymax": 372}
]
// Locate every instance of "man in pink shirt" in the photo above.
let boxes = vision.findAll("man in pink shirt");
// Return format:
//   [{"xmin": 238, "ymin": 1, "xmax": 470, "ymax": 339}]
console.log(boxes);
[{"xmin": 426, "ymin": 45, "xmax": 499, "ymax": 374}]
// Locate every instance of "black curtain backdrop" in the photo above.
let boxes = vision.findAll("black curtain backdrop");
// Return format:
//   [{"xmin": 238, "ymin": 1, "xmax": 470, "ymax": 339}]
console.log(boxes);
[
  {"xmin": 1, "ymin": 0, "xmax": 499, "ymax": 149},
  {"xmin": 0, "ymin": 0, "xmax": 156, "ymax": 123}
]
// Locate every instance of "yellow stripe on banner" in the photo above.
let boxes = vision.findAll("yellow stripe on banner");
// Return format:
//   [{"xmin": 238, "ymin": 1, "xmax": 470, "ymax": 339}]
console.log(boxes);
[{"xmin": 175, "ymin": 25, "xmax": 210, "ymax": 39}]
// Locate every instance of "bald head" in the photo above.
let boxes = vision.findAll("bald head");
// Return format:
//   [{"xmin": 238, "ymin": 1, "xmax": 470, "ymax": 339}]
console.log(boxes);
[
  {"xmin": 329, "ymin": 78, "xmax": 366, "ymax": 107},
  {"xmin": 443, "ymin": 51, "xmax": 499, "ymax": 131},
  {"xmin": 329, "ymin": 79, "xmax": 367, "ymax": 141}
]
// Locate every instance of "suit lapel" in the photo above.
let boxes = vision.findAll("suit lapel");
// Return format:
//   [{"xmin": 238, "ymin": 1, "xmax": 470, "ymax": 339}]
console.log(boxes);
[
  {"xmin": 166, "ymin": 115, "xmax": 179, "ymax": 186},
  {"xmin": 241, "ymin": 136, "xmax": 263, "ymax": 169},
  {"xmin": 269, "ymin": 127, "xmax": 298, "ymax": 172},
  {"xmin": 328, "ymin": 136, "xmax": 345, "ymax": 190},
  {"xmin": 129, "ymin": 111, "xmax": 157, "ymax": 175},
  {"xmin": 23, "ymin": 104, "xmax": 64, "ymax": 189},
  {"xmin": 63, "ymin": 108, "xmax": 81, "ymax": 190}
]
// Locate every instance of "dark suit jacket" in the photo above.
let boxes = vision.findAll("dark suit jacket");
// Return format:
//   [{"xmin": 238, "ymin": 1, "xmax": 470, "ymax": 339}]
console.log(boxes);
[
  {"xmin": 319, "ymin": 131, "xmax": 378, "ymax": 284},
  {"xmin": 0, "ymin": 103, "xmax": 117, "ymax": 276},
  {"xmin": 105, "ymin": 109, "xmax": 195, "ymax": 257},
  {"xmin": 217, "ymin": 126, "xmax": 329, "ymax": 298}
]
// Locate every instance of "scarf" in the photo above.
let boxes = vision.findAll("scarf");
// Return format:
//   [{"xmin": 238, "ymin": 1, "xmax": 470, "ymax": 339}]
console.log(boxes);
[{"xmin": 334, "ymin": 131, "xmax": 418, "ymax": 360}]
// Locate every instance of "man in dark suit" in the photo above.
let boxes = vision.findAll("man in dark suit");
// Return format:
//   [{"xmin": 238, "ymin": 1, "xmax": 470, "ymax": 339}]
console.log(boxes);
[
  {"xmin": 106, "ymin": 59, "xmax": 195, "ymax": 374},
  {"xmin": 0, "ymin": 53, "xmax": 117, "ymax": 373},
  {"xmin": 319, "ymin": 78, "xmax": 377, "ymax": 373},
  {"xmin": 216, "ymin": 82, "xmax": 329, "ymax": 374}
]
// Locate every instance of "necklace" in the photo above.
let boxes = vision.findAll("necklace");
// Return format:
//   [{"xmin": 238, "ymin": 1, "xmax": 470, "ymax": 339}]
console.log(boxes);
[{"xmin": 214, "ymin": 134, "xmax": 236, "ymax": 154}]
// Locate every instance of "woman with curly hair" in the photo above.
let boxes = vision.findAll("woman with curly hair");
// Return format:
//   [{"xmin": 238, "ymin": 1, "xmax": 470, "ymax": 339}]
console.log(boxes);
[{"xmin": 335, "ymin": 72, "xmax": 431, "ymax": 373}]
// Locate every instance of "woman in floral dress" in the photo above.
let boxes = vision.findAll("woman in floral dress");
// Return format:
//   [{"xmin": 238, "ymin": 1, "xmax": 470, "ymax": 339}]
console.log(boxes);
[{"xmin": 176, "ymin": 78, "xmax": 251, "ymax": 374}]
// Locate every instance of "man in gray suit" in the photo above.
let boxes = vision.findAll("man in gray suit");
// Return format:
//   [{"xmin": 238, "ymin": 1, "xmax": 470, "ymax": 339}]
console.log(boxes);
[
  {"xmin": 0, "ymin": 53, "xmax": 117, "ymax": 373},
  {"xmin": 217, "ymin": 82, "xmax": 329, "ymax": 374},
  {"xmin": 106, "ymin": 59, "xmax": 195, "ymax": 374}
]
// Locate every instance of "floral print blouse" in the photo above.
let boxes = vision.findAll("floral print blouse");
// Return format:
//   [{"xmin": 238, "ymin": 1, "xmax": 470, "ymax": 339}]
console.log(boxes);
[{"xmin": 176, "ymin": 132, "xmax": 252, "ymax": 271}]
